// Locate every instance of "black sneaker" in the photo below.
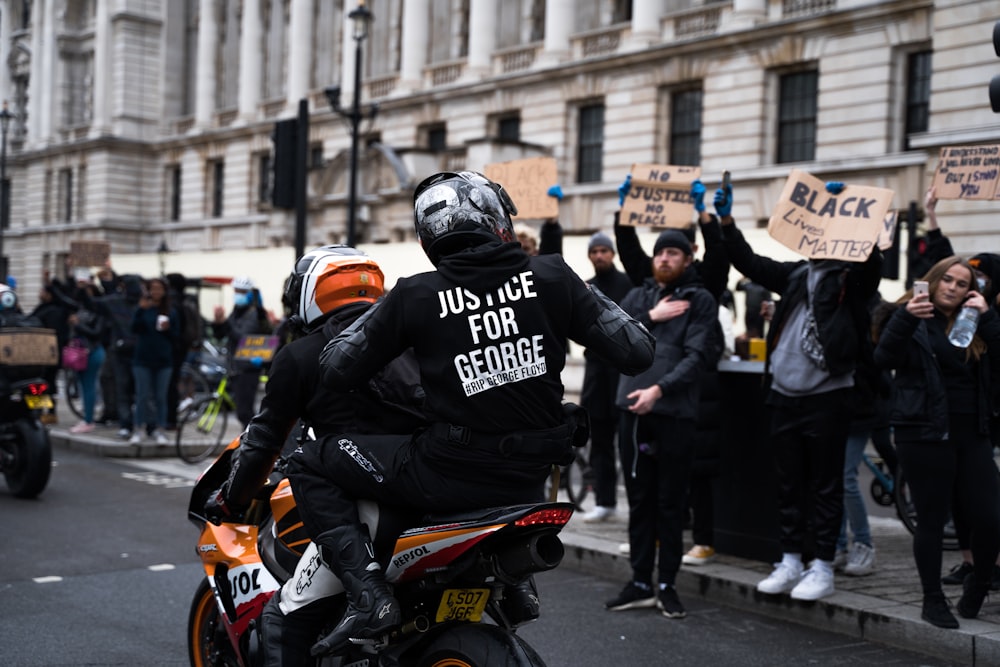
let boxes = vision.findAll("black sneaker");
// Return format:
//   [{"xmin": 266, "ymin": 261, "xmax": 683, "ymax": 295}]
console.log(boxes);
[
  {"xmin": 657, "ymin": 586, "xmax": 687, "ymax": 619},
  {"xmin": 921, "ymin": 592, "xmax": 959, "ymax": 629},
  {"xmin": 957, "ymin": 574, "xmax": 990, "ymax": 619},
  {"xmin": 941, "ymin": 561, "xmax": 974, "ymax": 586},
  {"xmin": 605, "ymin": 582, "xmax": 655, "ymax": 611}
]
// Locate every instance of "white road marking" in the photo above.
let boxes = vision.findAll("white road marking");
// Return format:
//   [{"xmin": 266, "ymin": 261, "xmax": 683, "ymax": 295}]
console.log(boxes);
[
  {"xmin": 33, "ymin": 576, "xmax": 63, "ymax": 583},
  {"xmin": 148, "ymin": 564, "xmax": 175, "ymax": 572}
]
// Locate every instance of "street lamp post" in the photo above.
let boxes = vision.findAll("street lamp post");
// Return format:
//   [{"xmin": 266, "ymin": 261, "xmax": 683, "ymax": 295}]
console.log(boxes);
[
  {"xmin": 0, "ymin": 101, "xmax": 14, "ymax": 281},
  {"xmin": 157, "ymin": 240, "xmax": 169, "ymax": 276},
  {"xmin": 326, "ymin": 1, "xmax": 376, "ymax": 248}
]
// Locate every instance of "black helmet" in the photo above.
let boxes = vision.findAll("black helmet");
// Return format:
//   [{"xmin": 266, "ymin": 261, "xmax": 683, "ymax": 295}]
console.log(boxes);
[{"xmin": 413, "ymin": 171, "xmax": 518, "ymax": 265}]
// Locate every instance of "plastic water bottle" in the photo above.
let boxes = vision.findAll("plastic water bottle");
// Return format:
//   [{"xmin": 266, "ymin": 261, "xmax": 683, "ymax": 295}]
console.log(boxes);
[{"xmin": 948, "ymin": 305, "xmax": 979, "ymax": 348}]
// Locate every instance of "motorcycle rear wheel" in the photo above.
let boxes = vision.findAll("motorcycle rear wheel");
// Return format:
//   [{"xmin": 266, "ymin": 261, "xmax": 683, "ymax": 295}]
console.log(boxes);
[
  {"xmin": 188, "ymin": 578, "xmax": 242, "ymax": 667},
  {"xmin": 415, "ymin": 624, "xmax": 547, "ymax": 667},
  {"xmin": 2, "ymin": 418, "xmax": 51, "ymax": 498}
]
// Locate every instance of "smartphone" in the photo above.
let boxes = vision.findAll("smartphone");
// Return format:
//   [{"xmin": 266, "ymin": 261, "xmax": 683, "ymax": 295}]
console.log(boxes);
[
  {"xmin": 722, "ymin": 170, "xmax": 731, "ymax": 190},
  {"xmin": 913, "ymin": 280, "xmax": 929, "ymax": 298}
]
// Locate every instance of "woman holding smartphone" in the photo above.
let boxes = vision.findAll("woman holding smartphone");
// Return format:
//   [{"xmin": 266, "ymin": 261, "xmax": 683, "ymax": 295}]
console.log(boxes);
[{"xmin": 874, "ymin": 256, "xmax": 1000, "ymax": 628}]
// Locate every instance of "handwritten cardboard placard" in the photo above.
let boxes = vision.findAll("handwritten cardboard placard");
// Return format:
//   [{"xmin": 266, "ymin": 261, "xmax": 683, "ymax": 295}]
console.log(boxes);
[
  {"xmin": 483, "ymin": 156, "xmax": 559, "ymax": 220},
  {"xmin": 619, "ymin": 164, "xmax": 700, "ymax": 229},
  {"xmin": 877, "ymin": 209, "xmax": 899, "ymax": 251},
  {"xmin": 931, "ymin": 145, "xmax": 1000, "ymax": 200},
  {"xmin": 69, "ymin": 241, "xmax": 111, "ymax": 268},
  {"xmin": 768, "ymin": 170, "xmax": 894, "ymax": 262},
  {"xmin": 234, "ymin": 335, "xmax": 280, "ymax": 363}
]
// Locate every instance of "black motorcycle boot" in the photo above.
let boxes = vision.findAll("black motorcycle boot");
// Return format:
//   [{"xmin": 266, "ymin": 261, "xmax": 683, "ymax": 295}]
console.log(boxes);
[
  {"xmin": 310, "ymin": 525, "xmax": 401, "ymax": 657},
  {"xmin": 500, "ymin": 576, "xmax": 540, "ymax": 626}
]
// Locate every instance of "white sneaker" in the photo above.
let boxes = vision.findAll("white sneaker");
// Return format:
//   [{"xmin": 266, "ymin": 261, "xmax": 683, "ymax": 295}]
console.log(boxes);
[
  {"xmin": 844, "ymin": 542, "xmax": 876, "ymax": 577},
  {"xmin": 618, "ymin": 542, "xmax": 630, "ymax": 555},
  {"xmin": 582, "ymin": 506, "xmax": 615, "ymax": 523},
  {"xmin": 757, "ymin": 561, "xmax": 804, "ymax": 595},
  {"xmin": 154, "ymin": 430, "xmax": 169, "ymax": 445},
  {"xmin": 790, "ymin": 564, "xmax": 835, "ymax": 600},
  {"xmin": 128, "ymin": 433, "xmax": 143, "ymax": 445}
]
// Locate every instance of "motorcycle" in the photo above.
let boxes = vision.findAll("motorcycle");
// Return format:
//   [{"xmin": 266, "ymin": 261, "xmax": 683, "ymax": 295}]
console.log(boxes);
[
  {"xmin": 0, "ymin": 325, "xmax": 57, "ymax": 499},
  {"xmin": 188, "ymin": 439, "xmax": 573, "ymax": 666}
]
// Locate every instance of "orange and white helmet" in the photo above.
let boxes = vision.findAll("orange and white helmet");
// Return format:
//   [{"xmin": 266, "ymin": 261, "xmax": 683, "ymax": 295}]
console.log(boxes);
[{"xmin": 282, "ymin": 245, "xmax": 384, "ymax": 331}]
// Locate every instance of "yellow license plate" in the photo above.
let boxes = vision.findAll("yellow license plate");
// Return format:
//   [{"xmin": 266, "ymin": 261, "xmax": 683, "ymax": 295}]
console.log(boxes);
[
  {"xmin": 25, "ymin": 395, "xmax": 54, "ymax": 410},
  {"xmin": 435, "ymin": 588, "xmax": 490, "ymax": 623}
]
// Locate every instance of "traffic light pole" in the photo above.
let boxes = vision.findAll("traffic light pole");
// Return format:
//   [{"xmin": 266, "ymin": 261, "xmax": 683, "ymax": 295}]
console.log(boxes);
[{"xmin": 294, "ymin": 99, "xmax": 309, "ymax": 261}]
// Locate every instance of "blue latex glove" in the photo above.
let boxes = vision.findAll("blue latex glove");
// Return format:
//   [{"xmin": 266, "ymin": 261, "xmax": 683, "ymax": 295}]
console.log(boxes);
[
  {"xmin": 617, "ymin": 174, "xmax": 632, "ymax": 207},
  {"xmin": 714, "ymin": 184, "xmax": 733, "ymax": 217},
  {"xmin": 690, "ymin": 180, "xmax": 706, "ymax": 213},
  {"xmin": 546, "ymin": 184, "xmax": 563, "ymax": 201},
  {"xmin": 250, "ymin": 356, "xmax": 264, "ymax": 369},
  {"xmin": 825, "ymin": 181, "xmax": 845, "ymax": 195}
]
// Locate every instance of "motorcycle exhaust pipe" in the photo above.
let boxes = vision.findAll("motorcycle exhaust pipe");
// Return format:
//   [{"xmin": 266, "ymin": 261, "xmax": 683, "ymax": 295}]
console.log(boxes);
[
  {"xmin": 401, "ymin": 615, "xmax": 430, "ymax": 635},
  {"xmin": 494, "ymin": 533, "xmax": 564, "ymax": 578}
]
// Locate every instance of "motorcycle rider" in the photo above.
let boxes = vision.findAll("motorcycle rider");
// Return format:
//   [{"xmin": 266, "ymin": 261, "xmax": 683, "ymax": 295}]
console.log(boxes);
[
  {"xmin": 202, "ymin": 245, "xmax": 425, "ymax": 666},
  {"xmin": 0, "ymin": 284, "xmax": 40, "ymax": 327},
  {"xmin": 286, "ymin": 170, "xmax": 655, "ymax": 656}
]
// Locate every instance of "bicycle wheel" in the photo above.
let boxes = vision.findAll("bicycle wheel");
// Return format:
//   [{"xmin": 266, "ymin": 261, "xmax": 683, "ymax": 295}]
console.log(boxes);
[
  {"xmin": 564, "ymin": 450, "xmax": 592, "ymax": 509},
  {"xmin": 62, "ymin": 368, "xmax": 104, "ymax": 422},
  {"xmin": 893, "ymin": 467, "xmax": 960, "ymax": 551},
  {"xmin": 175, "ymin": 397, "xmax": 229, "ymax": 464},
  {"xmin": 176, "ymin": 363, "xmax": 213, "ymax": 416}
]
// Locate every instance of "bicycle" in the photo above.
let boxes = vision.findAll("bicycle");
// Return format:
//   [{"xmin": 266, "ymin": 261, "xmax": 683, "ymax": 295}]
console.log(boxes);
[
  {"xmin": 175, "ymin": 370, "xmax": 236, "ymax": 464},
  {"xmin": 861, "ymin": 452, "xmax": 959, "ymax": 550}
]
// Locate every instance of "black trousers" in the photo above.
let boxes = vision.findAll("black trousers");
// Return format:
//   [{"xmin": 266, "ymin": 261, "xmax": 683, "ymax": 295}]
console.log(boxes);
[
  {"xmin": 287, "ymin": 430, "xmax": 551, "ymax": 543},
  {"xmin": 897, "ymin": 416, "xmax": 1000, "ymax": 595},
  {"xmin": 618, "ymin": 412, "xmax": 695, "ymax": 587},
  {"xmin": 589, "ymin": 416, "xmax": 619, "ymax": 508},
  {"xmin": 769, "ymin": 388, "xmax": 852, "ymax": 562}
]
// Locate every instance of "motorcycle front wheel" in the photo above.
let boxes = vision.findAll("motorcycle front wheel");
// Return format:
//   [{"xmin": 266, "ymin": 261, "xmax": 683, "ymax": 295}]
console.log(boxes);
[
  {"xmin": 188, "ymin": 578, "xmax": 242, "ymax": 667},
  {"xmin": 415, "ymin": 624, "xmax": 547, "ymax": 667},
  {"xmin": 2, "ymin": 418, "xmax": 51, "ymax": 498}
]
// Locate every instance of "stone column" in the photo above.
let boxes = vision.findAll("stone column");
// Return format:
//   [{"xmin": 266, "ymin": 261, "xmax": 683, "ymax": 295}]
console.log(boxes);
[
  {"xmin": 0, "ymin": 0, "xmax": 12, "ymax": 110},
  {"xmin": 38, "ymin": 0, "xmax": 56, "ymax": 143},
  {"xmin": 397, "ymin": 0, "xmax": 428, "ymax": 93},
  {"xmin": 539, "ymin": 0, "xmax": 572, "ymax": 66},
  {"xmin": 339, "ymin": 0, "xmax": 357, "ymax": 100},
  {"xmin": 628, "ymin": 0, "xmax": 664, "ymax": 49},
  {"xmin": 730, "ymin": 0, "xmax": 767, "ymax": 29},
  {"xmin": 194, "ymin": 0, "xmax": 218, "ymax": 128},
  {"xmin": 90, "ymin": 0, "xmax": 111, "ymax": 135},
  {"xmin": 238, "ymin": 0, "xmax": 263, "ymax": 121},
  {"xmin": 465, "ymin": 0, "xmax": 495, "ymax": 79},
  {"xmin": 27, "ymin": 0, "xmax": 43, "ymax": 146},
  {"xmin": 287, "ymin": 0, "xmax": 314, "ymax": 109}
]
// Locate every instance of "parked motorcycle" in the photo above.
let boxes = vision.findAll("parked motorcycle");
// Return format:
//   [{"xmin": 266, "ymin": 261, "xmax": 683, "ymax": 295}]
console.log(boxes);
[
  {"xmin": 187, "ymin": 439, "xmax": 571, "ymax": 666},
  {"xmin": 0, "ymin": 325, "xmax": 57, "ymax": 499}
]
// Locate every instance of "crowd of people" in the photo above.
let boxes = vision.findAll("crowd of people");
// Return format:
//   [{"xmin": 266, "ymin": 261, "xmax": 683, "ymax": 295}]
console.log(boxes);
[{"xmin": 24, "ymin": 266, "xmax": 274, "ymax": 444}]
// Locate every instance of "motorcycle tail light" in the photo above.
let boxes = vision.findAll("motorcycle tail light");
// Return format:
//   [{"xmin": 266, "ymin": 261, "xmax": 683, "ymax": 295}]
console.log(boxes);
[
  {"xmin": 27, "ymin": 383, "xmax": 48, "ymax": 395},
  {"xmin": 515, "ymin": 507, "xmax": 573, "ymax": 527}
]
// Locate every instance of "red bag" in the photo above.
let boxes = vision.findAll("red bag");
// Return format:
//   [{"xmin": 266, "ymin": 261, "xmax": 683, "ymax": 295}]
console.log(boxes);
[{"xmin": 61, "ymin": 338, "xmax": 90, "ymax": 371}]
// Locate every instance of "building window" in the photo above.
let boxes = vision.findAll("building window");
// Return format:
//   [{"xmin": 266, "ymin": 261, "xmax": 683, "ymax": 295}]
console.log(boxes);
[
  {"xmin": 904, "ymin": 50, "xmax": 932, "ymax": 150},
  {"xmin": 257, "ymin": 154, "xmax": 272, "ymax": 205},
  {"xmin": 776, "ymin": 69, "xmax": 818, "ymax": 164},
  {"xmin": 61, "ymin": 52, "xmax": 93, "ymax": 128},
  {"xmin": 670, "ymin": 88, "xmax": 703, "ymax": 167},
  {"xmin": 169, "ymin": 165, "xmax": 182, "ymax": 221},
  {"xmin": 58, "ymin": 168, "xmax": 73, "ymax": 222},
  {"xmin": 423, "ymin": 124, "xmax": 447, "ymax": 152},
  {"xmin": 496, "ymin": 115, "xmax": 521, "ymax": 142},
  {"xmin": 209, "ymin": 160, "xmax": 224, "ymax": 218},
  {"xmin": 577, "ymin": 103, "xmax": 604, "ymax": 183}
]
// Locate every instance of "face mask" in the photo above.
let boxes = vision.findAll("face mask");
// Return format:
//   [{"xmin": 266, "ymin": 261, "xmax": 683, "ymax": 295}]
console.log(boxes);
[{"xmin": 234, "ymin": 292, "xmax": 252, "ymax": 308}]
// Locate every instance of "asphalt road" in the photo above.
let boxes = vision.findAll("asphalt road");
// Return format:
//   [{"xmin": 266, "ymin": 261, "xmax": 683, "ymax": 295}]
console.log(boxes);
[{"xmin": 1, "ymin": 448, "xmax": 961, "ymax": 666}]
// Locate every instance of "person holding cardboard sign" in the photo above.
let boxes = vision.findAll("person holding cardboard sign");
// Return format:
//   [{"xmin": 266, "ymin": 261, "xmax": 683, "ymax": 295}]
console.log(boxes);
[{"xmin": 719, "ymin": 177, "xmax": 883, "ymax": 601}]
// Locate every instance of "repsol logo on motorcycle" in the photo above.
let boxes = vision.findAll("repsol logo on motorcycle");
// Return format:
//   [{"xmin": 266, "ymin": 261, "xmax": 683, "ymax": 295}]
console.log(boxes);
[
  {"xmin": 392, "ymin": 545, "xmax": 430, "ymax": 570},
  {"xmin": 227, "ymin": 563, "xmax": 279, "ymax": 607}
]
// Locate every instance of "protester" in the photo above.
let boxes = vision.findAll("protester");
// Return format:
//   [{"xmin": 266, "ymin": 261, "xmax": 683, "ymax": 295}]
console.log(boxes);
[
  {"xmin": 285, "ymin": 171, "xmax": 654, "ymax": 654},
  {"xmin": 67, "ymin": 271, "xmax": 111, "ymax": 434},
  {"xmin": 129, "ymin": 277, "xmax": 179, "ymax": 445},
  {"xmin": 873, "ymin": 256, "xmax": 1000, "ymax": 628},
  {"xmin": 101, "ymin": 275, "xmax": 143, "ymax": 439},
  {"xmin": 720, "ymin": 179, "xmax": 883, "ymax": 601},
  {"xmin": 30, "ymin": 282, "xmax": 74, "ymax": 420},
  {"xmin": 578, "ymin": 231, "xmax": 634, "ymax": 523}
]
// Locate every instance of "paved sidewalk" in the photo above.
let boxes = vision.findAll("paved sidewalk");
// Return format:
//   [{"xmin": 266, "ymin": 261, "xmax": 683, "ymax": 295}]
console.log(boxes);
[{"xmin": 47, "ymin": 398, "xmax": 1000, "ymax": 666}]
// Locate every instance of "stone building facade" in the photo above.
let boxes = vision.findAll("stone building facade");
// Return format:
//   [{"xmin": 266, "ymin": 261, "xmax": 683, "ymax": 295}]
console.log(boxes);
[{"xmin": 0, "ymin": 0, "xmax": 999, "ymax": 303}]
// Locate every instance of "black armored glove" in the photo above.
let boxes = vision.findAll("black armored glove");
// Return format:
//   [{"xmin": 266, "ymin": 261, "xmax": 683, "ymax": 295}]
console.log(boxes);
[{"xmin": 203, "ymin": 487, "xmax": 240, "ymax": 525}]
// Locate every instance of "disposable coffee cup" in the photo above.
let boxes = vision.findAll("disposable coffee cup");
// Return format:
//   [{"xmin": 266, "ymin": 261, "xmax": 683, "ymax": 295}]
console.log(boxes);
[{"xmin": 156, "ymin": 314, "xmax": 169, "ymax": 330}]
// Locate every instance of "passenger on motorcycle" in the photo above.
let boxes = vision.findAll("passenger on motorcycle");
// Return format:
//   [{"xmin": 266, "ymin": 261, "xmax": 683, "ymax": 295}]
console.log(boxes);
[
  {"xmin": 202, "ymin": 245, "xmax": 426, "ymax": 665},
  {"xmin": 286, "ymin": 170, "xmax": 655, "ymax": 656}
]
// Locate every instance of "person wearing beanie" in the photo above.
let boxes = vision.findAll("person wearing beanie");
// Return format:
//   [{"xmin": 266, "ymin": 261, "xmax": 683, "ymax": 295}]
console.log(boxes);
[
  {"xmin": 579, "ymin": 231, "xmax": 635, "ymax": 525},
  {"xmin": 717, "ymin": 176, "xmax": 883, "ymax": 605},
  {"xmin": 606, "ymin": 216, "xmax": 722, "ymax": 620}
]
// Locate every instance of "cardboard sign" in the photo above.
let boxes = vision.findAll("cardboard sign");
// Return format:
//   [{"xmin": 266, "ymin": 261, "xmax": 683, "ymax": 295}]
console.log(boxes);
[
  {"xmin": 619, "ymin": 164, "xmax": 700, "ymax": 229},
  {"xmin": 931, "ymin": 145, "xmax": 1000, "ymax": 200},
  {"xmin": 483, "ymin": 156, "xmax": 559, "ymax": 220},
  {"xmin": 768, "ymin": 170, "xmax": 894, "ymax": 262},
  {"xmin": 0, "ymin": 328, "xmax": 59, "ymax": 366},
  {"xmin": 233, "ymin": 335, "xmax": 280, "ymax": 363},
  {"xmin": 69, "ymin": 241, "xmax": 111, "ymax": 268},
  {"xmin": 877, "ymin": 209, "xmax": 898, "ymax": 251}
]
